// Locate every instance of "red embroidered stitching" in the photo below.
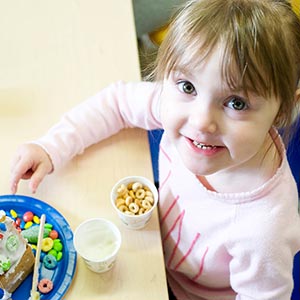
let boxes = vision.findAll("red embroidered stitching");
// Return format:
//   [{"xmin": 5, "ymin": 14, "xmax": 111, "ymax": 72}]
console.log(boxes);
[
  {"xmin": 166, "ymin": 210, "xmax": 185, "ymax": 268},
  {"xmin": 159, "ymin": 169, "xmax": 171, "ymax": 192},
  {"xmin": 192, "ymin": 246, "xmax": 209, "ymax": 281},
  {"xmin": 160, "ymin": 144, "xmax": 172, "ymax": 163},
  {"xmin": 160, "ymin": 195, "xmax": 179, "ymax": 225},
  {"xmin": 174, "ymin": 232, "xmax": 201, "ymax": 271}
]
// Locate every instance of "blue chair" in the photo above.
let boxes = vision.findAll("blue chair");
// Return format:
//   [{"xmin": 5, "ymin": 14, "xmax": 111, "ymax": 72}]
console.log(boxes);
[
  {"xmin": 287, "ymin": 118, "xmax": 300, "ymax": 196},
  {"xmin": 148, "ymin": 127, "xmax": 300, "ymax": 298},
  {"xmin": 148, "ymin": 129, "xmax": 163, "ymax": 187},
  {"xmin": 292, "ymin": 251, "xmax": 300, "ymax": 299},
  {"xmin": 286, "ymin": 120, "xmax": 300, "ymax": 300}
]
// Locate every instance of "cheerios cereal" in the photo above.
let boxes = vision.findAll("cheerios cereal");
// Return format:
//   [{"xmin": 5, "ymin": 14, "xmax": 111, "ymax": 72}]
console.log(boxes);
[{"xmin": 115, "ymin": 181, "xmax": 154, "ymax": 215}]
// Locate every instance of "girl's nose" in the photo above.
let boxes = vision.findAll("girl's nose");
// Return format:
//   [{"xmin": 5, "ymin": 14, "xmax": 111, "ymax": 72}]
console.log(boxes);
[{"xmin": 188, "ymin": 103, "xmax": 218, "ymax": 134}]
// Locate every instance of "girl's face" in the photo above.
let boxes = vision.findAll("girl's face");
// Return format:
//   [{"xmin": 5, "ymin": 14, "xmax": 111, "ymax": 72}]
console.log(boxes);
[{"xmin": 160, "ymin": 46, "xmax": 281, "ymax": 180}]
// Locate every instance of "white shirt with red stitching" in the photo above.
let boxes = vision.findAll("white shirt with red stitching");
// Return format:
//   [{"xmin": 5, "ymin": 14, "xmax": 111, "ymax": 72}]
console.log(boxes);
[{"xmin": 34, "ymin": 81, "xmax": 300, "ymax": 300}]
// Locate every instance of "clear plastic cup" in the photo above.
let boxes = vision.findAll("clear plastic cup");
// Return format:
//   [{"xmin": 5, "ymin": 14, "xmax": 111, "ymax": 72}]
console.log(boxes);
[
  {"xmin": 111, "ymin": 176, "xmax": 158, "ymax": 230},
  {"xmin": 73, "ymin": 218, "xmax": 121, "ymax": 273}
]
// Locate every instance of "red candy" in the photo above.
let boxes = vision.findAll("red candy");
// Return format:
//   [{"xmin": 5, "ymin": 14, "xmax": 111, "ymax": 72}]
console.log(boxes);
[
  {"xmin": 49, "ymin": 230, "xmax": 59, "ymax": 240},
  {"xmin": 23, "ymin": 211, "xmax": 34, "ymax": 222},
  {"xmin": 15, "ymin": 217, "xmax": 21, "ymax": 227}
]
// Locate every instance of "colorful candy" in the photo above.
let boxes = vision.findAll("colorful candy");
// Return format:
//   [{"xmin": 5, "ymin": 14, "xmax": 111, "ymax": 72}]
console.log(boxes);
[
  {"xmin": 15, "ymin": 217, "xmax": 21, "ymax": 227},
  {"xmin": 5, "ymin": 209, "xmax": 64, "ymax": 273},
  {"xmin": 24, "ymin": 221, "xmax": 33, "ymax": 229},
  {"xmin": 0, "ymin": 223, "xmax": 6, "ymax": 231},
  {"xmin": 49, "ymin": 229, "xmax": 58, "ymax": 240},
  {"xmin": 56, "ymin": 251, "xmax": 63, "ymax": 261},
  {"xmin": 23, "ymin": 211, "xmax": 34, "ymax": 222},
  {"xmin": 0, "ymin": 255, "xmax": 11, "ymax": 272},
  {"xmin": 10, "ymin": 209, "xmax": 17, "ymax": 219},
  {"xmin": 33, "ymin": 215, "xmax": 40, "ymax": 224},
  {"xmin": 53, "ymin": 240, "xmax": 63, "ymax": 252},
  {"xmin": 44, "ymin": 223, "xmax": 53, "ymax": 230},
  {"xmin": 1, "ymin": 208, "xmax": 67, "ymax": 298}
]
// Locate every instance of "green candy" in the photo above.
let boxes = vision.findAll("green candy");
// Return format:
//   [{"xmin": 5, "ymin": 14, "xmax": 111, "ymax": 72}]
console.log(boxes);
[
  {"xmin": 2, "ymin": 260, "xmax": 11, "ymax": 271},
  {"xmin": 53, "ymin": 241, "xmax": 63, "ymax": 252},
  {"xmin": 48, "ymin": 249, "xmax": 58, "ymax": 258},
  {"xmin": 0, "ymin": 255, "xmax": 11, "ymax": 272},
  {"xmin": 21, "ymin": 226, "xmax": 51, "ymax": 244},
  {"xmin": 6, "ymin": 235, "xmax": 19, "ymax": 252},
  {"xmin": 44, "ymin": 223, "xmax": 53, "ymax": 230},
  {"xmin": 56, "ymin": 251, "xmax": 63, "ymax": 261}
]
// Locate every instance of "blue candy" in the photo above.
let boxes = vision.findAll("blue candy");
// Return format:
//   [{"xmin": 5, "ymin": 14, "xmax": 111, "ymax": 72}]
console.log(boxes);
[{"xmin": 0, "ymin": 223, "xmax": 6, "ymax": 231}]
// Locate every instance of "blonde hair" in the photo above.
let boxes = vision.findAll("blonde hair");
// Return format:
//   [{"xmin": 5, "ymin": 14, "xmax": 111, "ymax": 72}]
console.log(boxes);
[{"xmin": 154, "ymin": 0, "xmax": 300, "ymax": 141}]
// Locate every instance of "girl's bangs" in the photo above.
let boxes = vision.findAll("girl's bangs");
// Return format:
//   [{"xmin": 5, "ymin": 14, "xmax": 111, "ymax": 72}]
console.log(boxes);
[
  {"xmin": 165, "ymin": 34, "xmax": 218, "ymax": 79},
  {"xmin": 165, "ymin": 35, "xmax": 269, "ymax": 99}
]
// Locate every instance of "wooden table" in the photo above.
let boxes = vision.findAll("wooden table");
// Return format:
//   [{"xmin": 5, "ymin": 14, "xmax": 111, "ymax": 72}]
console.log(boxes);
[{"xmin": 0, "ymin": 1, "xmax": 169, "ymax": 299}]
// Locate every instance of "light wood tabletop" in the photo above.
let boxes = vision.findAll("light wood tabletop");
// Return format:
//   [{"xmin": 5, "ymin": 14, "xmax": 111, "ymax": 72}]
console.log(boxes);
[{"xmin": 0, "ymin": 1, "xmax": 168, "ymax": 299}]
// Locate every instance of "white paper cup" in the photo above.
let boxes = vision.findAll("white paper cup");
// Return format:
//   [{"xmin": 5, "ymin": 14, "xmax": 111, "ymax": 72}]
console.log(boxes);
[
  {"xmin": 73, "ymin": 218, "xmax": 121, "ymax": 273},
  {"xmin": 111, "ymin": 176, "xmax": 158, "ymax": 230}
]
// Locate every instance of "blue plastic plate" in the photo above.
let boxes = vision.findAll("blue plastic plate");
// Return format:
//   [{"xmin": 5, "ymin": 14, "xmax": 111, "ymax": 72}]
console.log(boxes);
[{"xmin": 0, "ymin": 194, "xmax": 77, "ymax": 300}]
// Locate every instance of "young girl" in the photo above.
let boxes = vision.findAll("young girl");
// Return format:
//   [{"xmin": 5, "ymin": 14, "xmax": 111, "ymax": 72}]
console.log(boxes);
[{"xmin": 10, "ymin": 0, "xmax": 300, "ymax": 299}]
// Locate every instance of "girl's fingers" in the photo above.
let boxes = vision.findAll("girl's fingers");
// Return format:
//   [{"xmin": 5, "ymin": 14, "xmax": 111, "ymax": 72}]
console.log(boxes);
[
  {"xmin": 29, "ymin": 163, "xmax": 52, "ymax": 193},
  {"xmin": 10, "ymin": 158, "xmax": 34, "ymax": 194},
  {"xmin": 10, "ymin": 144, "xmax": 53, "ymax": 194}
]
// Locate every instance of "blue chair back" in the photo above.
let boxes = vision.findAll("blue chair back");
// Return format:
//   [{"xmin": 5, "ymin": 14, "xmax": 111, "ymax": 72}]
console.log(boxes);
[{"xmin": 286, "ymin": 121, "xmax": 300, "ymax": 300}]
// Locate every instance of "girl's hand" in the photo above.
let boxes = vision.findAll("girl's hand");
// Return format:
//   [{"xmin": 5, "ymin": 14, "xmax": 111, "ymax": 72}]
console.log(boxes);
[{"xmin": 10, "ymin": 144, "xmax": 53, "ymax": 194}]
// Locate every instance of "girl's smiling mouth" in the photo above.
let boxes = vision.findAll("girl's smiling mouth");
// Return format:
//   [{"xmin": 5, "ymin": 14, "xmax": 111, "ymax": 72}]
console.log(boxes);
[
  {"xmin": 192, "ymin": 140, "xmax": 217, "ymax": 150},
  {"xmin": 184, "ymin": 137, "xmax": 225, "ymax": 156}
]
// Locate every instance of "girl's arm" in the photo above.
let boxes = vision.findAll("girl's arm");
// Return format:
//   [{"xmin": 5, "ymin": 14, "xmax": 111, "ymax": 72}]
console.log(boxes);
[{"xmin": 10, "ymin": 81, "xmax": 162, "ymax": 193}]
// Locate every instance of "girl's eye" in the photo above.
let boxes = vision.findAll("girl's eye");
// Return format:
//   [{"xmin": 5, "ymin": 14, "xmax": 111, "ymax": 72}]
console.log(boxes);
[
  {"xmin": 226, "ymin": 97, "xmax": 248, "ymax": 111},
  {"xmin": 177, "ymin": 81, "xmax": 196, "ymax": 95}
]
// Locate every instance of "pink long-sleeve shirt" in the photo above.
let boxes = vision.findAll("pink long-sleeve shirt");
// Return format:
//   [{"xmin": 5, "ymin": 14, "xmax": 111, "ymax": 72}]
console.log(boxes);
[{"xmin": 35, "ymin": 81, "xmax": 300, "ymax": 300}]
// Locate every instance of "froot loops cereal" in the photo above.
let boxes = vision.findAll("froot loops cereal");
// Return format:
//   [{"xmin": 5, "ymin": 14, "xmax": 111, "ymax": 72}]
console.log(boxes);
[
  {"xmin": 38, "ymin": 278, "xmax": 53, "ymax": 294},
  {"xmin": 115, "ymin": 181, "xmax": 155, "ymax": 215}
]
